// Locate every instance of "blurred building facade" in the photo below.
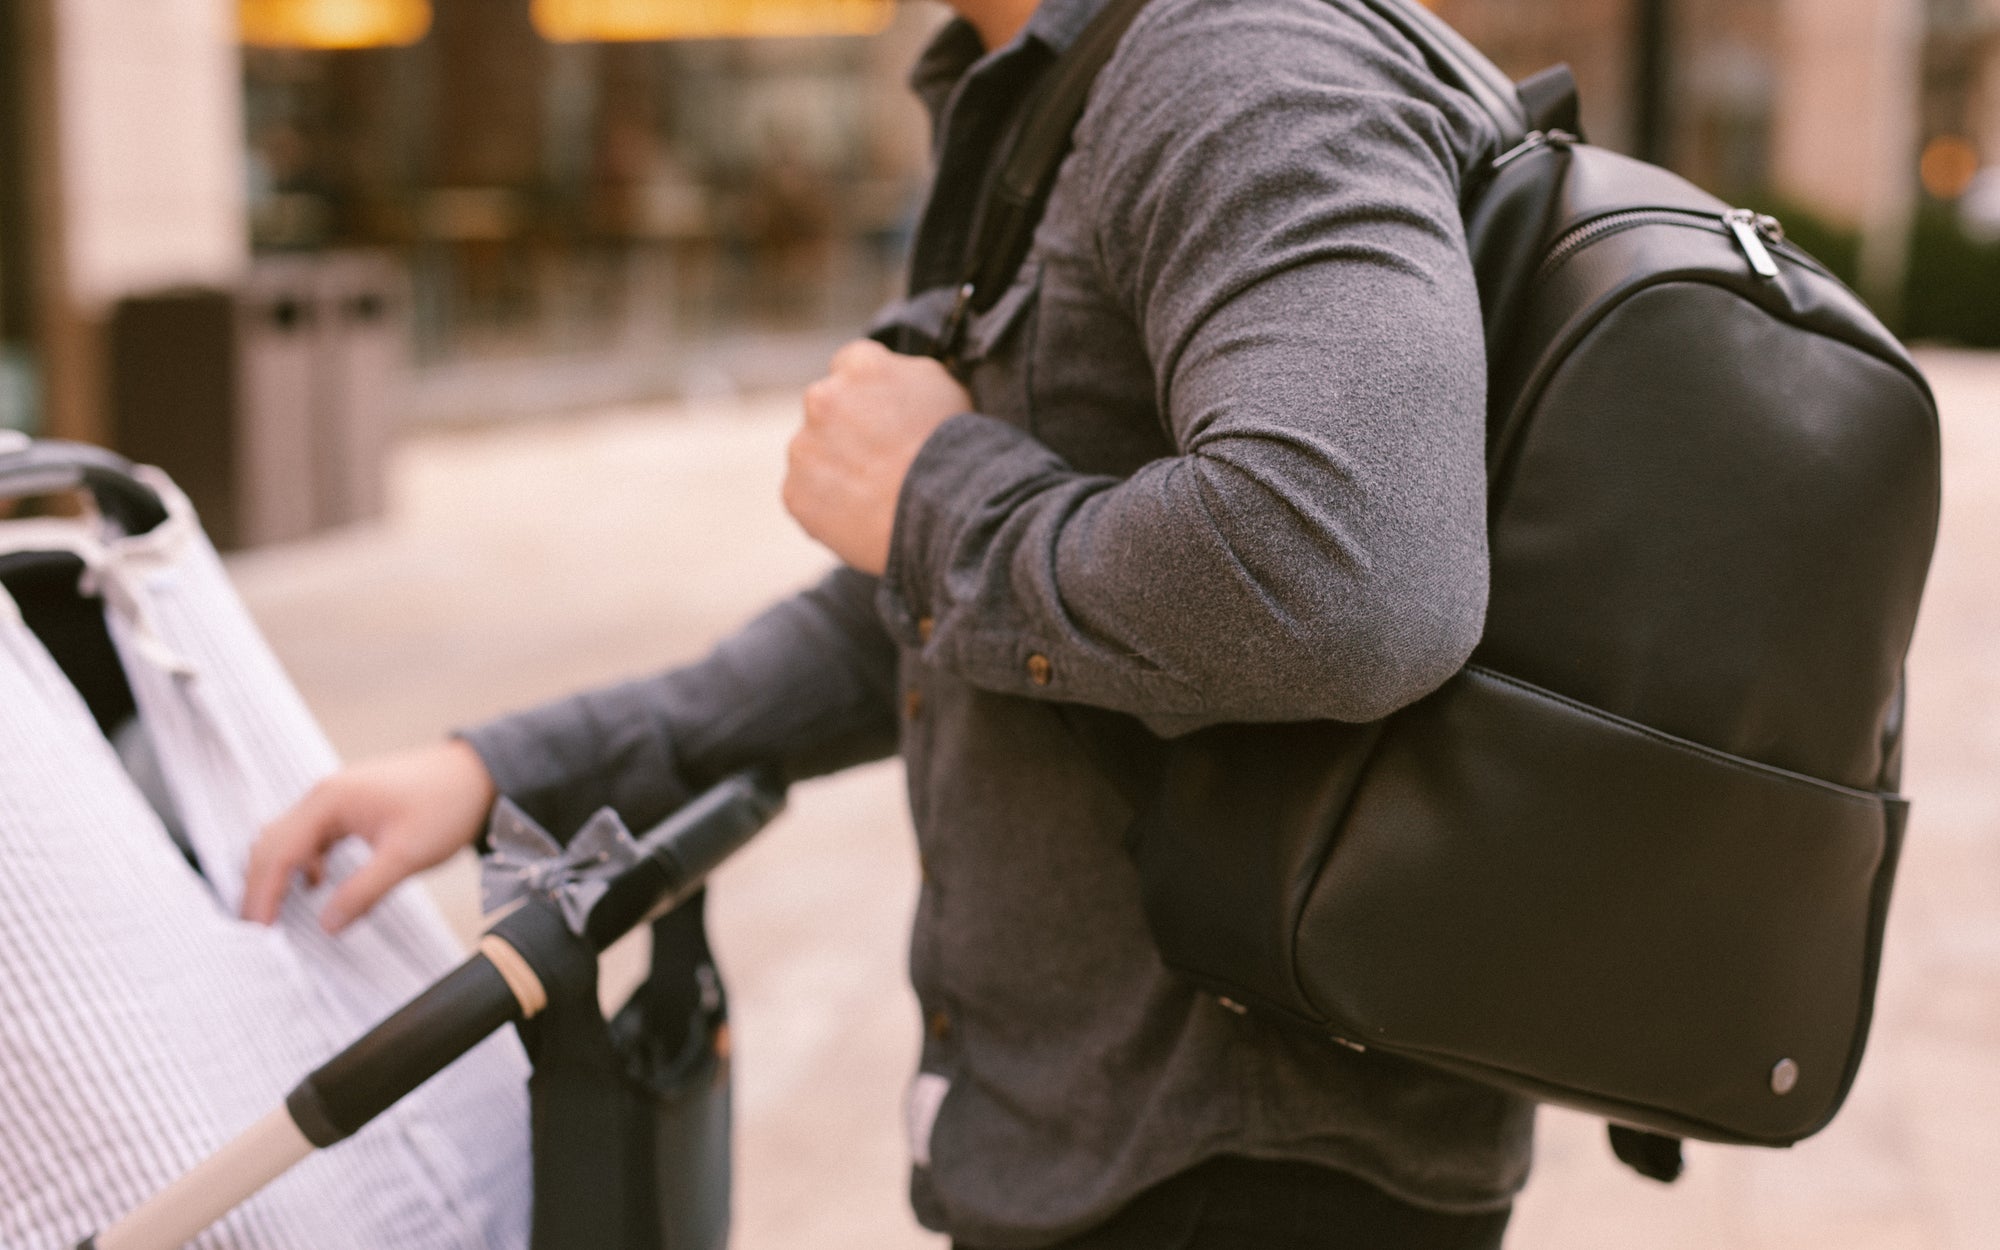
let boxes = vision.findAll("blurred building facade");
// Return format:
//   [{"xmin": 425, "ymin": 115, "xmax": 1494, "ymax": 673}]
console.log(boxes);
[
  {"xmin": 239, "ymin": 2, "xmax": 942, "ymax": 421},
  {"xmin": 2, "ymin": 0, "xmax": 941, "ymax": 448},
  {"xmin": 2, "ymin": 0, "xmax": 1997, "ymax": 454}
]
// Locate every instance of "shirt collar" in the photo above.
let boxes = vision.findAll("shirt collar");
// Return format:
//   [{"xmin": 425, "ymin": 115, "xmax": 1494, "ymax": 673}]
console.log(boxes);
[
  {"xmin": 1021, "ymin": 0, "xmax": 1110, "ymax": 51},
  {"xmin": 907, "ymin": 0, "xmax": 1116, "ymax": 122}
]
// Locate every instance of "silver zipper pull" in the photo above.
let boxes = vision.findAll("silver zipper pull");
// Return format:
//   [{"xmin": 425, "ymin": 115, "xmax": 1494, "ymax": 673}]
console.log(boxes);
[
  {"xmin": 1724, "ymin": 208, "xmax": 1781, "ymax": 279},
  {"xmin": 1489, "ymin": 127, "xmax": 1578, "ymax": 173}
]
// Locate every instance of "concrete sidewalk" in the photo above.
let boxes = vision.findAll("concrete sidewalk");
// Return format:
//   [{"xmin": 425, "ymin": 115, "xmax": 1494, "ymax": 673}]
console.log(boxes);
[{"xmin": 229, "ymin": 350, "xmax": 2000, "ymax": 1250}]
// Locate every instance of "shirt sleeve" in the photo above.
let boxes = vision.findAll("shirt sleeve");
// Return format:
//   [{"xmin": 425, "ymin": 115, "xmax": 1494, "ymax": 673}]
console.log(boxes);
[
  {"xmin": 877, "ymin": 0, "xmax": 1496, "ymax": 732},
  {"xmin": 460, "ymin": 566, "xmax": 901, "ymax": 840}
]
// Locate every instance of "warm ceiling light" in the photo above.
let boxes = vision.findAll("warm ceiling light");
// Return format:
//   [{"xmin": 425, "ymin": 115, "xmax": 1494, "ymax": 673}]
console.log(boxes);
[
  {"xmin": 531, "ymin": 0, "xmax": 894, "ymax": 42},
  {"xmin": 239, "ymin": 0, "xmax": 433, "ymax": 49}
]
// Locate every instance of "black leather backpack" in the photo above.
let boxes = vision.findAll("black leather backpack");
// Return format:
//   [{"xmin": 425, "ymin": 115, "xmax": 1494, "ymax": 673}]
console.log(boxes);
[{"xmin": 929, "ymin": 0, "xmax": 1942, "ymax": 1177}]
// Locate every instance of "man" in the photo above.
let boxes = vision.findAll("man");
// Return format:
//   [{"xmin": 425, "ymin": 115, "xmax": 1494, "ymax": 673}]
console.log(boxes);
[{"xmin": 244, "ymin": 0, "xmax": 1535, "ymax": 1245}]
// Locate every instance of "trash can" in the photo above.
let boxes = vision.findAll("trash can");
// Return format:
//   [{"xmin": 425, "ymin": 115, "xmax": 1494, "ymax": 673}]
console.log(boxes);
[
  {"xmin": 106, "ymin": 252, "xmax": 407, "ymax": 550},
  {"xmin": 314, "ymin": 252, "xmax": 404, "ymax": 529}
]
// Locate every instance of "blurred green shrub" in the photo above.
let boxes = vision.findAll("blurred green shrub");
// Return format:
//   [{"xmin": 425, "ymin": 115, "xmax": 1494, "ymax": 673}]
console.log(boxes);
[
  {"xmin": 1901, "ymin": 200, "xmax": 2000, "ymax": 348},
  {"xmin": 1739, "ymin": 191, "xmax": 2000, "ymax": 346}
]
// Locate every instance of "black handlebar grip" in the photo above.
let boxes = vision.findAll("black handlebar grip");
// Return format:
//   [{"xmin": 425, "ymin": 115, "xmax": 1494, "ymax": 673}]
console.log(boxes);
[
  {"xmin": 583, "ymin": 768, "xmax": 786, "ymax": 950},
  {"xmin": 285, "ymin": 947, "xmax": 525, "ymax": 1148},
  {"xmin": 287, "ymin": 901, "xmax": 588, "ymax": 1147}
]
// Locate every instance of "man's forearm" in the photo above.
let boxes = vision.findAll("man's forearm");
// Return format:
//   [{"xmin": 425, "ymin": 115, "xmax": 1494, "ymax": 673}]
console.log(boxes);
[{"xmin": 461, "ymin": 566, "xmax": 901, "ymax": 840}]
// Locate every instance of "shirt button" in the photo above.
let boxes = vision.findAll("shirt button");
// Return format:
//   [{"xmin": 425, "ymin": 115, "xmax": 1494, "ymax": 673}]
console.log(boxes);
[
  {"xmin": 1026, "ymin": 653, "xmax": 1053, "ymax": 686},
  {"xmin": 928, "ymin": 1010, "xmax": 954, "ymax": 1041},
  {"xmin": 917, "ymin": 616, "xmax": 936, "ymax": 644},
  {"xmin": 904, "ymin": 687, "xmax": 924, "ymax": 719}
]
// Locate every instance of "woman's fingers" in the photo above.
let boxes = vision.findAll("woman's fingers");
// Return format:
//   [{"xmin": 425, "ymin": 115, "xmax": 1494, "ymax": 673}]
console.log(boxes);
[
  {"xmin": 319, "ymin": 848, "xmax": 412, "ymax": 936},
  {"xmin": 240, "ymin": 741, "xmax": 498, "ymax": 932},
  {"xmin": 242, "ymin": 785, "xmax": 345, "ymax": 925}
]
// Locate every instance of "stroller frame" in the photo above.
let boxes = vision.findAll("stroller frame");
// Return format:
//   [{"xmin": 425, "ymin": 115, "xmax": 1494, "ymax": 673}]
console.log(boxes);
[{"xmin": 0, "ymin": 438, "xmax": 784, "ymax": 1250}]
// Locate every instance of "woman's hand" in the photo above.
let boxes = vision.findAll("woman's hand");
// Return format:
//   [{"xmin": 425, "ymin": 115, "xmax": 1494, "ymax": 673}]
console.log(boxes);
[{"xmin": 241, "ymin": 738, "xmax": 498, "ymax": 934}]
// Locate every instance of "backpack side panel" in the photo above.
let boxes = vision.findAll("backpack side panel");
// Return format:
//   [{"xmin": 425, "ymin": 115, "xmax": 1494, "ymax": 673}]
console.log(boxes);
[{"xmin": 1131, "ymin": 716, "xmax": 1383, "ymax": 1028}]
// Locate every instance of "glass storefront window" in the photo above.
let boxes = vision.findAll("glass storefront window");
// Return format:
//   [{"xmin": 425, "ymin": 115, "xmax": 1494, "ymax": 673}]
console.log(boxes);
[{"xmin": 242, "ymin": 0, "xmax": 937, "ymax": 418}]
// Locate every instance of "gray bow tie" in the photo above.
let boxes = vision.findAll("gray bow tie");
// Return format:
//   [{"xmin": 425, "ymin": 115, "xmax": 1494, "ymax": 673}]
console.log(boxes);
[{"xmin": 479, "ymin": 799, "xmax": 643, "ymax": 935}]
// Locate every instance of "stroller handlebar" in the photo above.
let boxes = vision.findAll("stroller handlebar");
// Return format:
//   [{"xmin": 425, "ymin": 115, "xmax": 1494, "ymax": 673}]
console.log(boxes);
[
  {"xmin": 293, "ymin": 766, "xmax": 788, "ymax": 1148},
  {"xmin": 77, "ymin": 769, "xmax": 788, "ymax": 1250},
  {"xmin": 0, "ymin": 439, "xmax": 169, "ymax": 537}
]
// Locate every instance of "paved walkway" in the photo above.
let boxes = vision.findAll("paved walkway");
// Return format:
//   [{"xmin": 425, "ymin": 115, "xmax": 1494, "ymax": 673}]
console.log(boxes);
[{"xmin": 229, "ymin": 349, "xmax": 2000, "ymax": 1250}]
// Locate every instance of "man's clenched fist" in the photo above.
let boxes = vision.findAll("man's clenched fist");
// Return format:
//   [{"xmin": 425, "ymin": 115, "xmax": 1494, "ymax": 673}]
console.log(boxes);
[{"xmin": 783, "ymin": 340, "xmax": 971, "ymax": 575}]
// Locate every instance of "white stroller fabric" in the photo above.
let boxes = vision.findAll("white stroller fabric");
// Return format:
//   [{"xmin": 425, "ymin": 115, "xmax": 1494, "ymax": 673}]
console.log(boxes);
[{"xmin": 0, "ymin": 474, "xmax": 531, "ymax": 1249}]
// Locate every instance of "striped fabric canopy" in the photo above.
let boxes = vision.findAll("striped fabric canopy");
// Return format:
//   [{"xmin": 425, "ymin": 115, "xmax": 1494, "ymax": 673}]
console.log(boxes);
[{"xmin": 0, "ymin": 474, "xmax": 530, "ymax": 1249}]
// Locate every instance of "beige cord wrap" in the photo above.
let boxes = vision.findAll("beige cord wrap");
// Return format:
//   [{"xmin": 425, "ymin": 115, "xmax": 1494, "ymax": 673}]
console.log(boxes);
[{"xmin": 479, "ymin": 935, "xmax": 549, "ymax": 1019}]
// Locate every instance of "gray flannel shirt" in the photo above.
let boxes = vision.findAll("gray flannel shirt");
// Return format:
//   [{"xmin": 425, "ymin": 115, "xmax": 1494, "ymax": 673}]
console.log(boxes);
[{"xmin": 464, "ymin": 0, "xmax": 1537, "ymax": 1243}]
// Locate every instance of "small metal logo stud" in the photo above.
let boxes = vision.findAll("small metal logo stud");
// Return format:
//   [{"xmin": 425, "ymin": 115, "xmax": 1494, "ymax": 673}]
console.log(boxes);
[{"xmin": 1771, "ymin": 1058, "xmax": 1800, "ymax": 1095}]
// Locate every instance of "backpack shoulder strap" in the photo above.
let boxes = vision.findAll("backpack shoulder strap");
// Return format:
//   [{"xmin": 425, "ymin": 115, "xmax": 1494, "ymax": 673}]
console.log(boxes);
[
  {"xmin": 1354, "ymin": 0, "xmax": 1529, "ymax": 145},
  {"xmin": 942, "ymin": 0, "xmax": 1156, "ymax": 355}
]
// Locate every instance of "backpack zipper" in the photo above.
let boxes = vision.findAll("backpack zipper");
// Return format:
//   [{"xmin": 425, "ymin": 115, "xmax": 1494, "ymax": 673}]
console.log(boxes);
[
  {"xmin": 1536, "ymin": 206, "xmax": 1797, "ymax": 284},
  {"xmin": 1489, "ymin": 131, "xmax": 1816, "ymax": 286},
  {"xmin": 1489, "ymin": 127, "xmax": 1578, "ymax": 172},
  {"xmin": 1723, "ymin": 208, "xmax": 1782, "ymax": 279}
]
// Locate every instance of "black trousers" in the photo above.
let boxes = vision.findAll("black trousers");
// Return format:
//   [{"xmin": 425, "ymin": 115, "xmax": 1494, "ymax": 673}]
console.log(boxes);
[{"xmin": 953, "ymin": 1157, "xmax": 1511, "ymax": 1250}]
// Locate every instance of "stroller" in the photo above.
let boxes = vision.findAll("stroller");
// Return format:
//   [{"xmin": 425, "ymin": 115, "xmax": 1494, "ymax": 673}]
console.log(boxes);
[{"xmin": 0, "ymin": 435, "xmax": 776, "ymax": 1250}]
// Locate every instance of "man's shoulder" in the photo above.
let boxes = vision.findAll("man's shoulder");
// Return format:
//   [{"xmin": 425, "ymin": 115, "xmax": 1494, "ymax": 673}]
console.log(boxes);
[
  {"xmin": 1117, "ymin": 0, "xmax": 1411, "ymax": 52},
  {"xmin": 1082, "ymin": 0, "xmax": 1495, "ymax": 166}
]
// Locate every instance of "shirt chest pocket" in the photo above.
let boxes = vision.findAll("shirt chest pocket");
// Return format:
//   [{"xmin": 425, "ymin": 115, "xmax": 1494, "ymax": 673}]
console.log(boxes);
[{"xmin": 956, "ymin": 262, "xmax": 1042, "ymax": 431}]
